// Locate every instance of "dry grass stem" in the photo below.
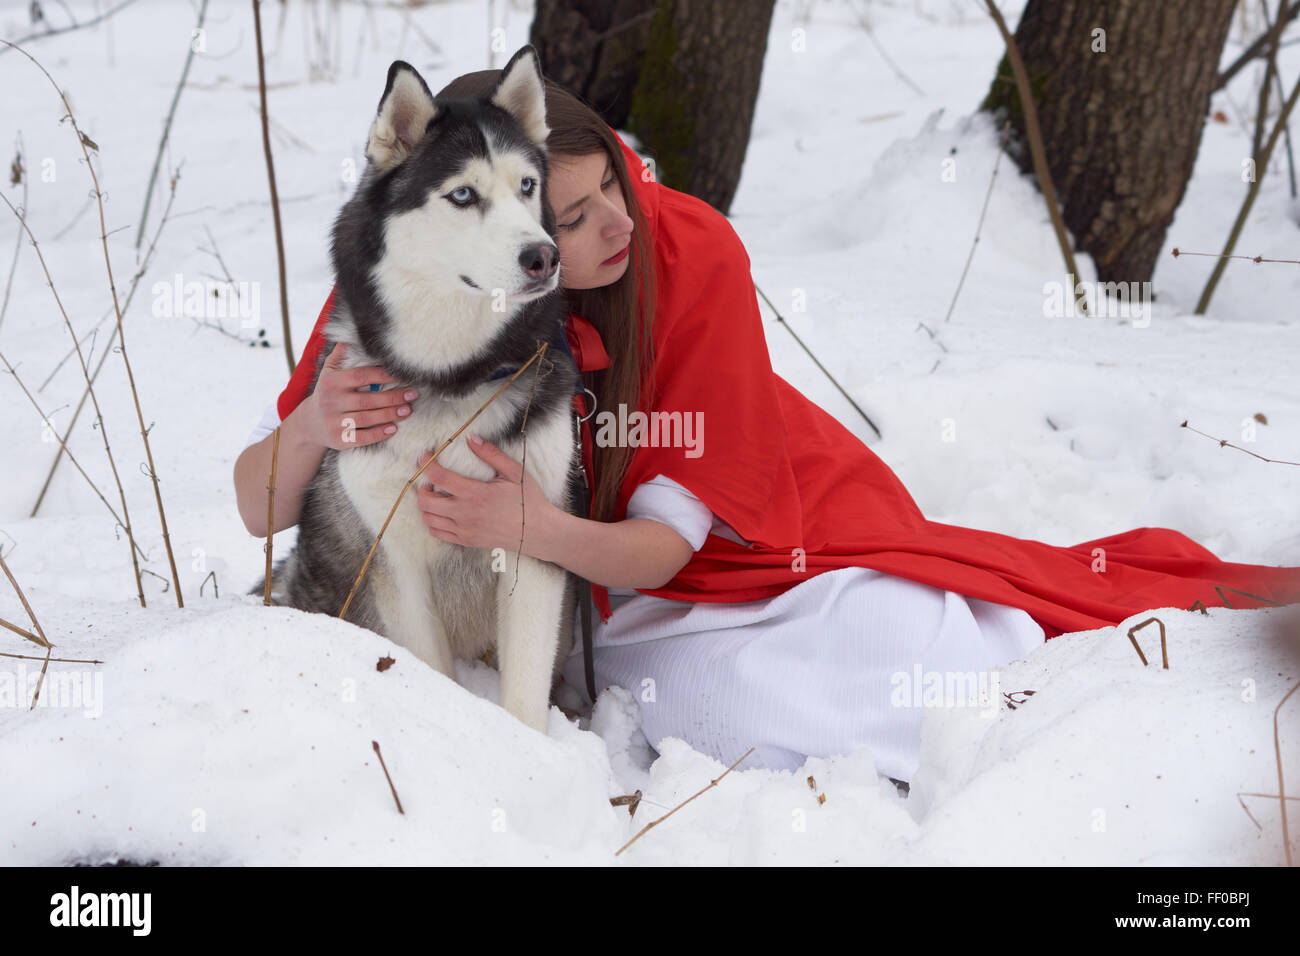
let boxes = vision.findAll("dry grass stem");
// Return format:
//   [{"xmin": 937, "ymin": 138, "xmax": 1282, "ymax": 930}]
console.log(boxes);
[
  {"xmin": 372, "ymin": 740, "xmax": 404, "ymax": 814},
  {"xmin": 0, "ymin": 132, "xmax": 29, "ymax": 334},
  {"xmin": 32, "ymin": 164, "xmax": 182, "ymax": 517},
  {"xmin": 1172, "ymin": 247, "xmax": 1300, "ymax": 266},
  {"xmin": 0, "ymin": 549, "xmax": 51, "ymax": 649},
  {"xmin": 614, "ymin": 746, "xmax": 755, "ymax": 857},
  {"xmin": 0, "ymin": 650, "xmax": 101, "ymax": 664},
  {"xmin": 1180, "ymin": 420, "xmax": 1300, "ymax": 466},
  {"xmin": 1273, "ymin": 680, "xmax": 1297, "ymax": 865},
  {"xmin": 945, "ymin": 119, "xmax": 1011, "ymax": 324},
  {"xmin": 265, "ymin": 425, "xmax": 280, "ymax": 606},
  {"xmin": 0, "ymin": 39, "xmax": 185, "ymax": 606},
  {"xmin": 251, "ymin": 0, "xmax": 295, "ymax": 373},
  {"xmin": 27, "ymin": 645, "xmax": 53, "ymax": 711},
  {"xmin": 982, "ymin": 0, "xmax": 1086, "ymax": 310},
  {"xmin": 0, "ymin": 347, "xmax": 148, "ymax": 564},
  {"xmin": 1126, "ymin": 616, "xmax": 1169, "ymax": 669},
  {"xmin": 0, "ymin": 189, "xmax": 147, "ymax": 606}
]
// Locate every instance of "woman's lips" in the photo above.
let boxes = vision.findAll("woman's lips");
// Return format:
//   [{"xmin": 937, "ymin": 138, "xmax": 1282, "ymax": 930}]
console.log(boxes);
[{"xmin": 601, "ymin": 243, "xmax": 630, "ymax": 266}]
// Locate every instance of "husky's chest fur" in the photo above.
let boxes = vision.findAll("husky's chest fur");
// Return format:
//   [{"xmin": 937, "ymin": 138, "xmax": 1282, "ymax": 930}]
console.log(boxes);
[{"xmin": 329, "ymin": 345, "xmax": 576, "ymax": 658}]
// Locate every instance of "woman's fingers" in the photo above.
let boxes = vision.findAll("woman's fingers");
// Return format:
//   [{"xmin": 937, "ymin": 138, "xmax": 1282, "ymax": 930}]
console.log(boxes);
[
  {"xmin": 342, "ymin": 421, "xmax": 400, "ymax": 447},
  {"xmin": 416, "ymin": 454, "xmax": 481, "ymax": 498}
]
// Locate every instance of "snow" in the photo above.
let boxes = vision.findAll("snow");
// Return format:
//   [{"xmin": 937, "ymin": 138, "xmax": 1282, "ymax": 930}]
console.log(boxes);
[{"xmin": 1, "ymin": 0, "xmax": 1297, "ymax": 865}]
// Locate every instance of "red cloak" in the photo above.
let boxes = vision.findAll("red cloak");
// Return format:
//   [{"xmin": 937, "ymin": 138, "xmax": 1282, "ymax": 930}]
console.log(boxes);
[{"xmin": 273, "ymin": 130, "xmax": 1300, "ymax": 639}]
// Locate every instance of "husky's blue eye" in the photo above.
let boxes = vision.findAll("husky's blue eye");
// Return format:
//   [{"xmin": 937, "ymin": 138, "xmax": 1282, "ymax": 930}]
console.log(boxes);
[
  {"xmin": 521, "ymin": 177, "xmax": 536, "ymax": 196},
  {"xmin": 449, "ymin": 186, "xmax": 476, "ymax": 206}
]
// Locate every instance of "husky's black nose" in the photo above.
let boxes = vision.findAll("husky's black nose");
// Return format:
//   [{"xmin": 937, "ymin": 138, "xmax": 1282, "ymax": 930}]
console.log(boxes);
[{"xmin": 519, "ymin": 242, "xmax": 559, "ymax": 280}]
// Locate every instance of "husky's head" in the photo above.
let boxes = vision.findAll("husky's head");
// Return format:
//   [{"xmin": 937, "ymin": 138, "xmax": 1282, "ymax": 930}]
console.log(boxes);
[{"xmin": 332, "ymin": 46, "xmax": 561, "ymax": 376}]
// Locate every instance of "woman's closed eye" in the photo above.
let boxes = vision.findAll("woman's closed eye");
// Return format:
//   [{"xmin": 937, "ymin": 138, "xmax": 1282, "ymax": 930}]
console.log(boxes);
[{"xmin": 558, "ymin": 176, "xmax": 618, "ymax": 230}]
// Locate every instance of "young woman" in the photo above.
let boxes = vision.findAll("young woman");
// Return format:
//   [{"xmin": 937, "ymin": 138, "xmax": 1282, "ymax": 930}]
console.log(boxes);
[{"xmin": 234, "ymin": 70, "xmax": 1300, "ymax": 783}]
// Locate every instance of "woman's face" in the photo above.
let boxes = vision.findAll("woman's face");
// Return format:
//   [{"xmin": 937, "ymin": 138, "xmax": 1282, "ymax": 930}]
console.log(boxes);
[{"xmin": 547, "ymin": 150, "xmax": 635, "ymax": 291}]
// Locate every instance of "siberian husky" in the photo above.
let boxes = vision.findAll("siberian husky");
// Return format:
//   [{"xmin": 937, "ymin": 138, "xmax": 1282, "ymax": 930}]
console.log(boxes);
[{"xmin": 251, "ymin": 47, "xmax": 583, "ymax": 734}]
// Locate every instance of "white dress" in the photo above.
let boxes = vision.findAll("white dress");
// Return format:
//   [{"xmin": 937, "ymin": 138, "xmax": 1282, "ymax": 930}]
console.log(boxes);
[
  {"xmin": 244, "ymin": 410, "xmax": 1044, "ymax": 783},
  {"xmin": 561, "ymin": 473, "xmax": 1046, "ymax": 783},
  {"xmin": 243, "ymin": 401, "xmax": 283, "ymax": 450}
]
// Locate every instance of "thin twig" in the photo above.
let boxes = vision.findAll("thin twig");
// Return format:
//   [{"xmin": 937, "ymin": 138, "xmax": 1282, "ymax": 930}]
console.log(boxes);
[
  {"xmin": 0, "ymin": 650, "xmax": 102, "ymax": 664},
  {"xmin": 264, "ymin": 425, "xmax": 279, "ymax": 606},
  {"xmin": 134, "ymin": 0, "xmax": 208, "ymax": 251},
  {"xmin": 1214, "ymin": 584, "xmax": 1281, "ymax": 608},
  {"xmin": 0, "ymin": 189, "xmax": 147, "ymax": 607},
  {"xmin": 1172, "ymin": 246, "xmax": 1300, "ymax": 265},
  {"xmin": 0, "ymin": 0, "xmax": 140, "ymax": 54},
  {"xmin": 372, "ymin": 740, "xmax": 404, "ymax": 814},
  {"xmin": 1126, "ymin": 616, "xmax": 1168, "ymax": 669},
  {"xmin": 982, "ymin": 0, "xmax": 1086, "ymax": 312},
  {"xmin": 251, "ymin": 0, "xmax": 295, "ymax": 374},
  {"xmin": 1259, "ymin": 0, "xmax": 1298, "ymax": 197},
  {"xmin": 0, "ymin": 39, "xmax": 186, "ymax": 607},
  {"xmin": 850, "ymin": 0, "xmax": 924, "ymax": 96},
  {"xmin": 754, "ymin": 282, "xmax": 882, "ymax": 440},
  {"xmin": 0, "ymin": 551, "xmax": 51, "ymax": 649},
  {"xmin": 1273, "ymin": 681, "xmax": 1298, "ymax": 865},
  {"xmin": 1195, "ymin": 71, "xmax": 1300, "ymax": 314},
  {"xmin": 945, "ymin": 119, "xmax": 1011, "ymax": 323},
  {"xmin": 0, "ymin": 617, "xmax": 42, "ymax": 646},
  {"xmin": 615, "ymin": 747, "xmax": 754, "ymax": 856},
  {"xmin": 1235, "ymin": 791, "xmax": 1300, "ymax": 831},
  {"xmin": 1250, "ymin": 0, "xmax": 1289, "ymax": 161},
  {"xmin": 1180, "ymin": 420, "xmax": 1300, "ymax": 465},
  {"xmin": 0, "ymin": 132, "xmax": 30, "ymax": 334},
  {"xmin": 1215, "ymin": 1, "xmax": 1300, "ymax": 90},
  {"xmin": 28, "ymin": 645, "xmax": 53, "ymax": 711},
  {"xmin": 0, "ymin": 348, "xmax": 149, "ymax": 563},
  {"xmin": 31, "ymin": 163, "xmax": 183, "ymax": 518},
  {"xmin": 506, "ymin": 346, "xmax": 551, "ymax": 597}
]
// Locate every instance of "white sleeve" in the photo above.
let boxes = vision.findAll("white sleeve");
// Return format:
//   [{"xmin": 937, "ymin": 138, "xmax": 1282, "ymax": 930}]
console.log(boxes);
[
  {"xmin": 625, "ymin": 473, "xmax": 714, "ymax": 552},
  {"xmin": 243, "ymin": 401, "xmax": 282, "ymax": 451}
]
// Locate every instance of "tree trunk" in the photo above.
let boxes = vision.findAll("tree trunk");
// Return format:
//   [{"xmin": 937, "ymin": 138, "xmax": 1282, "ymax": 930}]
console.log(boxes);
[
  {"xmin": 531, "ymin": 0, "xmax": 774, "ymax": 213},
  {"xmin": 529, "ymin": 0, "xmax": 658, "ymax": 130},
  {"xmin": 982, "ymin": 0, "xmax": 1237, "ymax": 285},
  {"xmin": 627, "ymin": 0, "xmax": 775, "ymax": 213}
]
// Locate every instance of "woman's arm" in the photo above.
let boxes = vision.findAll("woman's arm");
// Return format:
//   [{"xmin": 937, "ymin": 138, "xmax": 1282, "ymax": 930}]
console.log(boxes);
[
  {"xmin": 414, "ymin": 438, "xmax": 696, "ymax": 590},
  {"xmin": 232, "ymin": 401, "xmax": 328, "ymax": 538},
  {"xmin": 233, "ymin": 341, "xmax": 413, "ymax": 538},
  {"xmin": 535, "ymin": 511, "xmax": 695, "ymax": 591}
]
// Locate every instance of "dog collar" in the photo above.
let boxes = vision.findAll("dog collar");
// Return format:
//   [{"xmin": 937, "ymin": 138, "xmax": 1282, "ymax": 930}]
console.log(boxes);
[{"xmin": 486, "ymin": 322, "xmax": 583, "ymax": 396}]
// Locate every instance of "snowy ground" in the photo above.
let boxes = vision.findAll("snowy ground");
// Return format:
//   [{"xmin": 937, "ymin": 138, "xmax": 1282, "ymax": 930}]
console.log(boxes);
[{"xmin": 0, "ymin": 0, "xmax": 1297, "ymax": 865}]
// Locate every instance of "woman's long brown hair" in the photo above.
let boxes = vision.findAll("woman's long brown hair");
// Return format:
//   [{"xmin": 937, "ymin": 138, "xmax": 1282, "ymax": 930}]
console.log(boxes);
[{"xmin": 436, "ymin": 70, "xmax": 659, "ymax": 525}]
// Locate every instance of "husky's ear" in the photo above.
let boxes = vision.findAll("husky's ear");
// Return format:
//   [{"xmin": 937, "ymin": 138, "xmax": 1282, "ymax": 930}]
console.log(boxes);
[
  {"xmin": 489, "ymin": 46, "xmax": 549, "ymax": 146},
  {"xmin": 366, "ymin": 61, "xmax": 438, "ymax": 171}
]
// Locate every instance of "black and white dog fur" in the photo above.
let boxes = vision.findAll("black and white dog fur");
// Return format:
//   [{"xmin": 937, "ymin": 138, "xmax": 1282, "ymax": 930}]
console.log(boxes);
[{"xmin": 251, "ymin": 47, "xmax": 583, "ymax": 734}]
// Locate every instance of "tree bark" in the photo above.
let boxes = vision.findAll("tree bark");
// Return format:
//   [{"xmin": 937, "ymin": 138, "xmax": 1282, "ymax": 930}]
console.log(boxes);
[
  {"xmin": 982, "ymin": 0, "xmax": 1237, "ymax": 285},
  {"xmin": 529, "ymin": 0, "xmax": 658, "ymax": 130},
  {"xmin": 627, "ymin": 0, "xmax": 774, "ymax": 213},
  {"xmin": 531, "ymin": 0, "xmax": 775, "ymax": 214}
]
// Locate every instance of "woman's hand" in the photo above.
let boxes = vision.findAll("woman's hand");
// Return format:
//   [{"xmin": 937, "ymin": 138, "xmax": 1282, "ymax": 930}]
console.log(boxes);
[
  {"xmin": 415, "ymin": 434, "xmax": 560, "ymax": 560},
  {"xmin": 301, "ymin": 341, "xmax": 419, "ymax": 450}
]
